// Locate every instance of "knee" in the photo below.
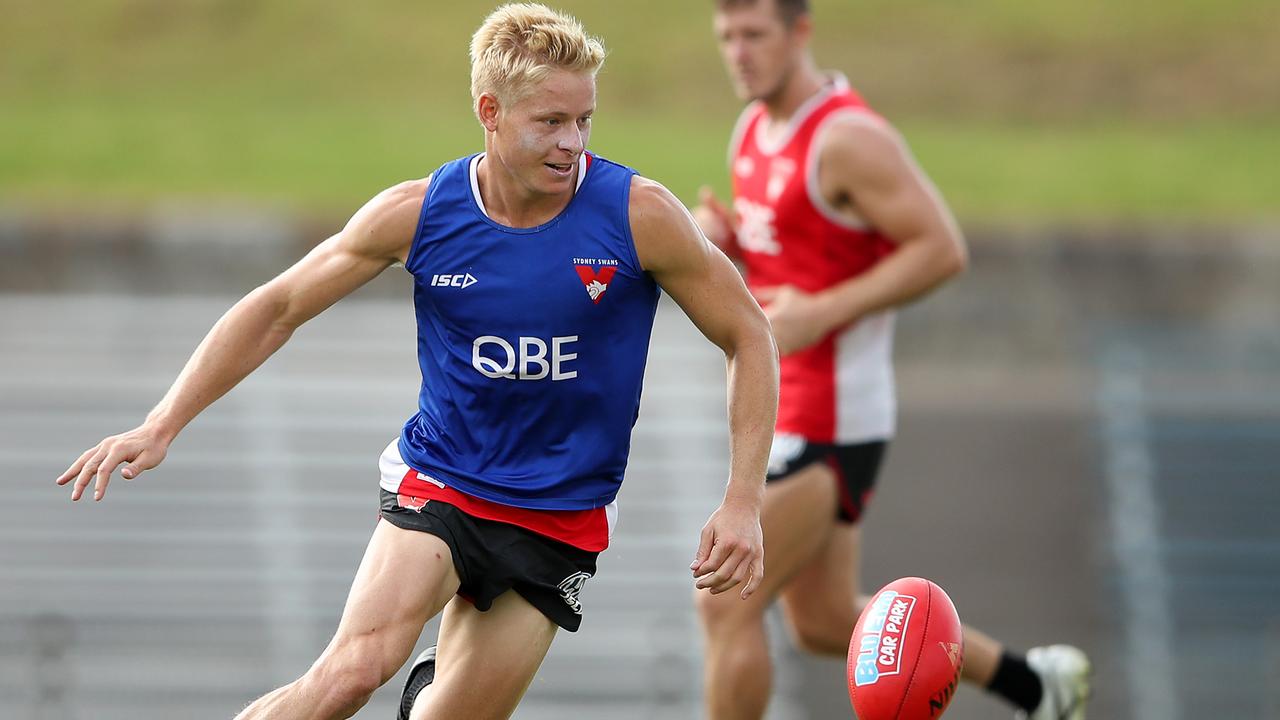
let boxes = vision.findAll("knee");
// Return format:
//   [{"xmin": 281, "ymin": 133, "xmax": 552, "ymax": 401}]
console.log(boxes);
[
  {"xmin": 695, "ymin": 587, "xmax": 762, "ymax": 643},
  {"xmin": 786, "ymin": 606, "xmax": 856, "ymax": 657}
]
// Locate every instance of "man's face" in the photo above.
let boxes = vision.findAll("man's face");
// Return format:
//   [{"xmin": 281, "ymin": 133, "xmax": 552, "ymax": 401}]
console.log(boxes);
[
  {"xmin": 485, "ymin": 69, "xmax": 596, "ymax": 196},
  {"xmin": 713, "ymin": 1, "xmax": 803, "ymax": 102}
]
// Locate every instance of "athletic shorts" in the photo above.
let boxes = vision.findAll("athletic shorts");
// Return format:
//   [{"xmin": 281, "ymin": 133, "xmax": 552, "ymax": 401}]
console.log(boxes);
[
  {"xmin": 765, "ymin": 435, "xmax": 888, "ymax": 523},
  {"xmin": 380, "ymin": 489, "xmax": 598, "ymax": 632}
]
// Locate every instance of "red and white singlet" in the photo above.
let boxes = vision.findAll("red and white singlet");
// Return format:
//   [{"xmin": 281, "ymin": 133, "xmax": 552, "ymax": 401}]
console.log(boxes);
[{"xmin": 729, "ymin": 73, "xmax": 898, "ymax": 444}]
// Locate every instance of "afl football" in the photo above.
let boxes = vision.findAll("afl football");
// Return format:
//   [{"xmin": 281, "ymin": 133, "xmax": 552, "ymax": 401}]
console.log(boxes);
[{"xmin": 847, "ymin": 577, "xmax": 964, "ymax": 719}]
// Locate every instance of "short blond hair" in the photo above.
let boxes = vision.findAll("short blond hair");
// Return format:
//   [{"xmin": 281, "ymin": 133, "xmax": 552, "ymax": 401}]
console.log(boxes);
[{"xmin": 470, "ymin": 3, "xmax": 606, "ymax": 110}]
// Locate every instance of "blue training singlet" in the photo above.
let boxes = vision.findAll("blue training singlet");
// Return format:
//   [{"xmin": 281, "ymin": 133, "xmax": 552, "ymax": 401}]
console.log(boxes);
[{"xmin": 398, "ymin": 152, "xmax": 661, "ymax": 511}]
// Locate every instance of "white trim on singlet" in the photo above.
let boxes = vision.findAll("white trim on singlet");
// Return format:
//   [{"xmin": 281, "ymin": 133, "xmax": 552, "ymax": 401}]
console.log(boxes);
[
  {"xmin": 604, "ymin": 502, "xmax": 618, "ymax": 541},
  {"xmin": 803, "ymin": 107, "xmax": 885, "ymax": 231},
  {"xmin": 833, "ymin": 310, "xmax": 897, "ymax": 443},
  {"xmin": 469, "ymin": 153, "xmax": 589, "ymax": 218},
  {"xmin": 469, "ymin": 154, "xmax": 487, "ymax": 214},
  {"xmin": 751, "ymin": 72, "xmax": 851, "ymax": 156}
]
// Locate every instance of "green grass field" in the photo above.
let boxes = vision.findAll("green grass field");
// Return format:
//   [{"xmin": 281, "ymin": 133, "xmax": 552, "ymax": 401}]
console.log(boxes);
[{"xmin": 3, "ymin": 0, "xmax": 1277, "ymax": 224}]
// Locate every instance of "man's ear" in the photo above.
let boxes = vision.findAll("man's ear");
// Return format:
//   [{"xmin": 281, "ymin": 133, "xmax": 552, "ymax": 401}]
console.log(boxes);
[
  {"xmin": 477, "ymin": 92, "xmax": 502, "ymax": 132},
  {"xmin": 790, "ymin": 13, "xmax": 813, "ymax": 47}
]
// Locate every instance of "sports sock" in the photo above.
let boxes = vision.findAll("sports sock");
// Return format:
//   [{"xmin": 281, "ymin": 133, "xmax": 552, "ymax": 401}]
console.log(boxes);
[{"xmin": 986, "ymin": 650, "xmax": 1043, "ymax": 713}]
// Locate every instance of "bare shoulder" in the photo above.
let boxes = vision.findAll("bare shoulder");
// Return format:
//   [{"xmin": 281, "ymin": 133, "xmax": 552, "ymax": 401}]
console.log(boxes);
[
  {"xmin": 629, "ymin": 175, "xmax": 688, "ymax": 233},
  {"xmin": 818, "ymin": 112, "xmax": 913, "ymax": 186},
  {"xmin": 342, "ymin": 176, "xmax": 432, "ymax": 262},
  {"xmin": 628, "ymin": 175, "xmax": 706, "ymax": 273}
]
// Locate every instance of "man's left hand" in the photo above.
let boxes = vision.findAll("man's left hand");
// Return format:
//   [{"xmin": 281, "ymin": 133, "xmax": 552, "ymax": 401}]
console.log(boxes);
[{"xmin": 691, "ymin": 499, "xmax": 765, "ymax": 599}]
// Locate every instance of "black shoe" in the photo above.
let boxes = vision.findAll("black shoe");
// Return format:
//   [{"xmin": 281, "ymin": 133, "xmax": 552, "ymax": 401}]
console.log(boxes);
[{"xmin": 397, "ymin": 646, "xmax": 437, "ymax": 720}]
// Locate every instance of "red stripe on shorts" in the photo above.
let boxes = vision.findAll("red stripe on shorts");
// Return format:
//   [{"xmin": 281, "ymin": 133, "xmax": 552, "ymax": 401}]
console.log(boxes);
[
  {"xmin": 395, "ymin": 469, "xmax": 610, "ymax": 552},
  {"xmin": 826, "ymin": 454, "xmax": 860, "ymax": 521}
]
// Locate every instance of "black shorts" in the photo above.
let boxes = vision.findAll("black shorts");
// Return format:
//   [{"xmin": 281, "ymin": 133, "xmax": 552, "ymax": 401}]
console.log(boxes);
[
  {"xmin": 379, "ymin": 489, "xmax": 598, "ymax": 632},
  {"xmin": 766, "ymin": 437, "xmax": 888, "ymax": 523}
]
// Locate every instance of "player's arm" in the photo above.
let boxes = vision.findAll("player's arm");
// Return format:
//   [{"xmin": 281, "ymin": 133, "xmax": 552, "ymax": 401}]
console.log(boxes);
[
  {"xmin": 759, "ymin": 116, "xmax": 968, "ymax": 354},
  {"xmin": 56, "ymin": 178, "xmax": 429, "ymax": 502},
  {"xmin": 630, "ymin": 176, "xmax": 779, "ymax": 599}
]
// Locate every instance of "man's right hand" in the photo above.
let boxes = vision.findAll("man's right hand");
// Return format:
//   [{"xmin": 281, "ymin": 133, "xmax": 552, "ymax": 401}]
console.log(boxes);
[
  {"xmin": 692, "ymin": 185, "xmax": 736, "ymax": 252},
  {"xmin": 56, "ymin": 425, "xmax": 170, "ymax": 502}
]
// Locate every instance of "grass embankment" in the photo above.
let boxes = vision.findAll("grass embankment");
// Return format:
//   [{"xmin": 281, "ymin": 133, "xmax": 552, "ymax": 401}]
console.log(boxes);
[{"xmin": 3, "ymin": 0, "xmax": 1277, "ymax": 224}]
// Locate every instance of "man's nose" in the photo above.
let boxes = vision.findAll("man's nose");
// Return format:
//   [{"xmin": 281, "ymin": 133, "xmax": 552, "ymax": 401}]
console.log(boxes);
[{"xmin": 558, "ymin": 126, "xmax": 584, "ymax": 155}]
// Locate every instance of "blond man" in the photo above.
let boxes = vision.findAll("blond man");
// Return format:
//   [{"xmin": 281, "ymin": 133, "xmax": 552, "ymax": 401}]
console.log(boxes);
[{"xmin": 57, "ymin": 5, "xmax": 778, "ymax": 719}]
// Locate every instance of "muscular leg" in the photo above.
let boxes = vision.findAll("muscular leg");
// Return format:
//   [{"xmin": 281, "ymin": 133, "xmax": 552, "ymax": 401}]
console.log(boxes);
[
  {"xmin": 409, "ymin": 591, "xmax": 559, "ymax": 720},
  {"xmin": 778, "ymin": 521, "xmax": 862, "ymax": 656},
  {"xmin": 778, "ymin": 522, "xmax": 1008, "ymax": 686},
  {"xmin": 696, "ymin": 462, "xmax": 839, "ymax": 720},
  {"xmin": 235, "ymin": 520, "xmax": 460, "ymax": 720}
]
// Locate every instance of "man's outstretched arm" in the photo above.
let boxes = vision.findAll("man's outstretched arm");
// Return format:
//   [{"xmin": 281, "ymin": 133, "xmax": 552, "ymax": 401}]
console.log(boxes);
[{"xmin": 56, "ymin": 178, "xmax": 428, "ymax": 501}]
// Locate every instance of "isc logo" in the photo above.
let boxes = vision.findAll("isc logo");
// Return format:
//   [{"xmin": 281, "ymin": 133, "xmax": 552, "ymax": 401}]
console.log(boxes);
[
  {"xmin": 432, "ymin": 273, "xmax": 477, "ymax": 288},
  {"xmin": 473, "ymin": 335, "xmax": 579, "ymax": 381}
]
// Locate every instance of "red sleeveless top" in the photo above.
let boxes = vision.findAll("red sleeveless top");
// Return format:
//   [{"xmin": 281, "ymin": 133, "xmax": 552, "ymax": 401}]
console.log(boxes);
[{"xmin": 729, "ymin": 74, "xmax": 898, "ymax": 444}]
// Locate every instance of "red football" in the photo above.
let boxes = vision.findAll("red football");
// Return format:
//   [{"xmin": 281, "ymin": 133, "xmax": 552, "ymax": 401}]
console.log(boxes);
[{"xmin": 846, "ymin": 577, "xmax": 964, "ymax": 720}]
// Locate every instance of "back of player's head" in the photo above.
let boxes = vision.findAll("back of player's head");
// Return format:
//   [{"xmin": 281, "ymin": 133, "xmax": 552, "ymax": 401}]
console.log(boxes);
[
  {"xmin": 714, "ymin": 0, "xmax": 810, "ymax": 26},
  {"xmin": 470, "ymin": 3, "xmax": 606, "ymax": 111}
]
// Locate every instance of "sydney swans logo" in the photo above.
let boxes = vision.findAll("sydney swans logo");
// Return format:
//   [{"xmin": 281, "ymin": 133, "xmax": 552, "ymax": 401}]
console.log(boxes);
[{"xmin": 573, "ymin": 258, "xmax": 619, "ymax": 305}]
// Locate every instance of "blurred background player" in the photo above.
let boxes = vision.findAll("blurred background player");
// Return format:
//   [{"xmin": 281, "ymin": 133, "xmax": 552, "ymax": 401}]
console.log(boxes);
[
  {"xmin": 692, "ymin": 1, "xmax": 1090, "ymax": 718},
  {"xmin": 56, "ymin": 5, "xmax": 777, "ymax": 719}
]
